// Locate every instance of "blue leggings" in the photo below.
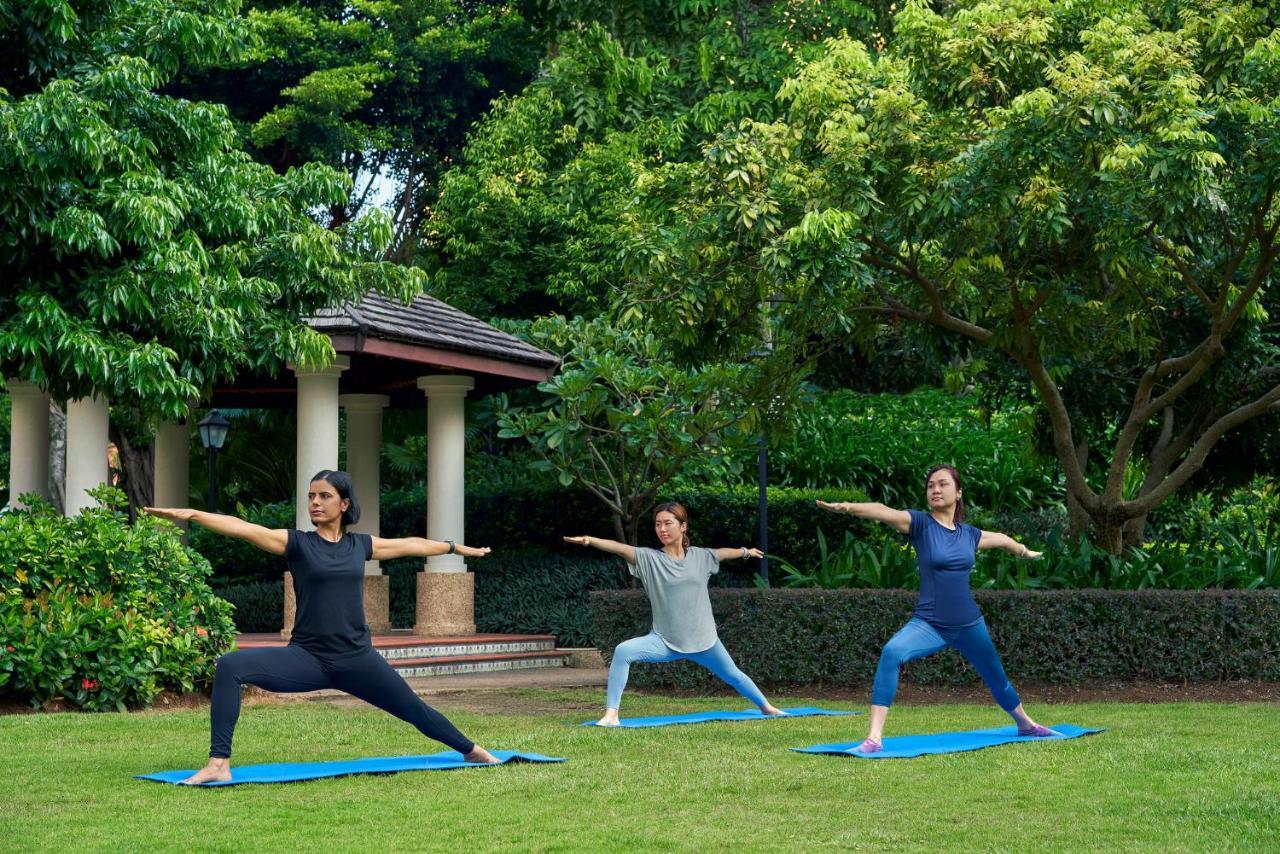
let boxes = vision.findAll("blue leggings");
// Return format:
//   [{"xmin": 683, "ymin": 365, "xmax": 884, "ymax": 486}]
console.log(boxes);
[
  {"xmin": 606, "ymin": 631, "xmax": 768, "ymax": 710},
  {"xmin": 208, "ymin": 645, "xmax": 474, "ymax": 758},
  {"xmin": 871, "ymin": 617, "xmax": 1021, "ymax": 711}
]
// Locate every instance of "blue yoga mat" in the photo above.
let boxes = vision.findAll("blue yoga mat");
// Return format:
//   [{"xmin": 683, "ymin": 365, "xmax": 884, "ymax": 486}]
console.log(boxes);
[
  {"xmin": 137, "ymin": 750, "xmax": 565, "ymax": 786},
  {"xmin": 793, "ymin": 723, "xmax": 1103, "ymax": 759},
  {"xmin": 582, "ymin": 706, "xmax": 860, "ymax": 728}
]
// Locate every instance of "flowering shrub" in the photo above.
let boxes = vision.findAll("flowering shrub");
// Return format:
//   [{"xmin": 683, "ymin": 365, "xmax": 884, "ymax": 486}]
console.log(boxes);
[{"xmin": 0, "ymin": 487, "xmax": 235, "ymax": 711}]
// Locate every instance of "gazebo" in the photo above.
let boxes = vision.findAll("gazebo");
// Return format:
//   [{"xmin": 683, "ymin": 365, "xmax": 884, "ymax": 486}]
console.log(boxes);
[{"xmin": 6, "ymin": 291, "xmax": 558, "ymax": 641}]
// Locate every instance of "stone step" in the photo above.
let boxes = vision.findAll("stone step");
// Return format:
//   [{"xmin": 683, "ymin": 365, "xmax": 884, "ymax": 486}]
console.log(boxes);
[
  {"xmin": 374, "ymin": 635, "xmax": 558, "ymax": 661},
  {"xmin": 387, "ymin": 650, "xmax": 569, "ymax": 677}
]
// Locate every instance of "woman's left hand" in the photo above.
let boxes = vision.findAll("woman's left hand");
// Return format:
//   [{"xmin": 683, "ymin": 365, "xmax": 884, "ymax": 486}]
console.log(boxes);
[
  {"xmin": 458, "ymin": 544, "xmax": 491, "ymax": 558},
  {"xmin": 743, "ymin": 547, "xmax": 764, "ymax": 559},
  {"xmin": 1022, "ymin": 549, "xmax": 1043, "ymax": 559}
]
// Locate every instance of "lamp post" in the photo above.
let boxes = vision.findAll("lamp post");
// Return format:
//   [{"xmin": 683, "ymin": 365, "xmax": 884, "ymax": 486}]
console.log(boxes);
[
  {"xmin": 197, "ymin": 410, "xmax": 231, "ymax": 513},
  {"xmin": 748, "ymin": 344, "xmax": 774, "ymax": 586}
]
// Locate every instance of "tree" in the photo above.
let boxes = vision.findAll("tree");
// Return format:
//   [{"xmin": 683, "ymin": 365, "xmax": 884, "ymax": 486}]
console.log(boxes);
[
  {"xmin": 617, "ymin": 0, "xmax": 1280, "ymax": 551},
  {"xmin": 0, "ymin": 0, "xmax": 422, "ymax": 427},
  {"xmin": 174, "ymin": 0, "xmax": 543, "ymax": 252},
  {"xmin": 424, "ymin": 1, "xmax": 888, "ymax": 319},
  {"xmin": 495, "ymin": 315, "xmax": 762, "ymax": 544}
]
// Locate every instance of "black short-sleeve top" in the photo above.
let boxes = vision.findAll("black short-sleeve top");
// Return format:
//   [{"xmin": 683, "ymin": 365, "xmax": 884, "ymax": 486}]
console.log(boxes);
[{"xmin": 285, "ymin": 529, "xmax": 374, "ymax": 658}]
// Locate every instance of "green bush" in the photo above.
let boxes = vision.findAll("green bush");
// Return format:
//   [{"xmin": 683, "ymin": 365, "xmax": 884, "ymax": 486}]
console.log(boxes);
[
  {"xmin": 0, "ymin": 488, "xmax": 236, "ymax": 711},
  {"xmin": 590, "ymin": 588, "xmax": 1280, "ymax": 689},
  {"xmin": 687, "ymin": 389, "xmax": 1057, "ymax": 510},
  {"xmin": 211, "ymin": 580, "xmax": 283, "ymax": 634}
]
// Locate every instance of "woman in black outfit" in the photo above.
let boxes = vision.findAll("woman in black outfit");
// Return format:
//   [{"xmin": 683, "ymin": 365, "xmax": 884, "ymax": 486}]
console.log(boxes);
[{"xmin": 145, "ymin": 469, "xmax": 497, "ymax": 784}]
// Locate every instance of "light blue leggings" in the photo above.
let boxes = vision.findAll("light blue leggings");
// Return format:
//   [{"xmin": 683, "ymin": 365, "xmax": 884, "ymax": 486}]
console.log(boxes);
[
  {"xmin": 606, "ymin": 631, "xmax": 769, "ymax": 711},
  {"xmin": 871, "ymin": 617, "xmax": 1021, "ymax": 711}
]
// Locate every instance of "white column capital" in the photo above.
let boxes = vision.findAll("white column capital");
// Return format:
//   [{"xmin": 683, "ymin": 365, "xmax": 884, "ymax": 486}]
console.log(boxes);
[
  {"xmin": 291, "ymin": 355, "xmax": 350, "ymax": 379},
  {"xmin": 339, "ymin": 393, "xmax": 390, "ymax": 412},
  {"xmin": 416, "ymin": 375, "xmax": 474, "ymax": 398}
]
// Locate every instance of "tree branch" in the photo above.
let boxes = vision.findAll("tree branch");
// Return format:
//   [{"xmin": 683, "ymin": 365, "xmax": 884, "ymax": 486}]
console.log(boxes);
[{"xmin": 1124, "ymin": 382, "xmax": 1280, "ymax": 516}]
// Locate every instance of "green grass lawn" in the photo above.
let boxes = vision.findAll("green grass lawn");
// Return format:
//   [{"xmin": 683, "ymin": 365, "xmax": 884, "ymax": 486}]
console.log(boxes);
[{"xmin": 1, "ymin": 690, "xmax": 1276, "ymax": 852}]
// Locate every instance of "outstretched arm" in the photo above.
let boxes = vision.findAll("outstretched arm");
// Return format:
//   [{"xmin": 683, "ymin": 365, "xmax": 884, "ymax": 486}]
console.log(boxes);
[
  {"xmin": 714, "ymin": 547, "xmax": 765, "ymax": 562},
  {"xmin": 978, "ymin": 531, "xmax": 1042, "ymax": 558},
  {"xmin": 563, "ymin": 535, "xmax": 637, "ymax": 565},
  {"xmin": 372, "ymin": 537, "xmax": 490, "ymax": 560},
  {"xmin": 143, "ymin": 507, "xmax": 288, "ymax": 556},
  {"xmin": 815, "ymin": 500, "xmax": 911, "ymax": 534}
]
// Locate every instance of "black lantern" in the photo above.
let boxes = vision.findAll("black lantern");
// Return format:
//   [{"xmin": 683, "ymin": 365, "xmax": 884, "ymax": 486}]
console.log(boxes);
[{"xmin": 197, "ymin": 410, "xmax": 231, "ymax": 512}]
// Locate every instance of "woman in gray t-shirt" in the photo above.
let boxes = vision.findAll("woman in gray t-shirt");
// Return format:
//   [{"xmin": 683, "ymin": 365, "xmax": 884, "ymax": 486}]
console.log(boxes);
[{"xmin": 566, "ymin": 501, "xmax": 785, "ymax": 726}]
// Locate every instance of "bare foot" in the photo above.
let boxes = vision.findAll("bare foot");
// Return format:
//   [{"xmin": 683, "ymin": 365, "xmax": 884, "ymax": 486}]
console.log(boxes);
[
  {"xmin": 595, "ymin": 710, "xmax": 621, "ymax": 727},
  {"xmin": 181, "ymin": 758, "xmax": 231, "ymax": 785},
  {"xmin": 761, "ymin": 704, "xmax": 787, "ymax": 717},
  {"xmin": 464, "ymin": 746, "xmax": 502, "ymax": 764}
]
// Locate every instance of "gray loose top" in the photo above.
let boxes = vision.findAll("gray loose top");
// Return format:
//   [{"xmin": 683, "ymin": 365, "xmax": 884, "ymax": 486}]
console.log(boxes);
[{"xmin": 630, "ymin": 546, "xmax": 721, "ymax": 653}]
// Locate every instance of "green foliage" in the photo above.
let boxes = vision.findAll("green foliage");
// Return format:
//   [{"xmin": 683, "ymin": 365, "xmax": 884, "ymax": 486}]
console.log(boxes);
[
  {"xmin": 701, "ymin": 388, "xmax": 1056, "ymax": 509},
  {"xmin": 209, "ymin": 579, "xmax": 282, "ymax": 635},
  {"xmin": 772, "ymin": 528, "xmax": 919, "ymax": 590},
  {"xmin": 176, "ymin": 0, "xmax": 542, "ymax": 249},
  {"xmin": 773, "ymin": 522, "xmax": 1280, "ymax": 592},
  {"xmin": 495, "ymin": 315, "xmax": 763, "ymax": 541},
  {"xmin": 617, "ymin": 0, "xmax": 1280, "ymax": 549},
  {"xmin": 591, "ymin": 588, "xmax": 1280, "ymax": 688},
  {"xmin": 0, "ymin": 0, "xmax": 423, "ymax": 421},
  {"xmin": 0, "ymin": 486, "xmax": 235, "ymax": 710},
  {"xmin": 425, "ymin": 1, "xmax": 888, "ymax": 318}
]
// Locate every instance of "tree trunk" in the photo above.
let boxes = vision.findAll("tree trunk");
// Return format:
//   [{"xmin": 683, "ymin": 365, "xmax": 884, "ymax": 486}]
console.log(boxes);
[
  {"xmin": 48, "ymin": 402, "xmax": 65, "ymax": 515},
  {"xmin": 1065, "ymin": 436, "xmax": 1091, "ymax": 544}
]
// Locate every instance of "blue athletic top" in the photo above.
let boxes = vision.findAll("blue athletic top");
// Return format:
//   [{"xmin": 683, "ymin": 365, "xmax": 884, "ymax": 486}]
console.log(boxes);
[
  {"xmin": 285, "ymin": 529, "xmax": 374, "ymax": 659},
  {"xmin": 907, "ymin": 509, "xmax": 983, "ymax": 629}
]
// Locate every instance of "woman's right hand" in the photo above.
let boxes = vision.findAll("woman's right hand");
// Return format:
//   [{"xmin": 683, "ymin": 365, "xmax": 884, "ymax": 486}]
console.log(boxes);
[
  {"xmin": 815, "ymin": 501, "xmax": 845, "ymax": 514},
  {"xmin": 563, "ymin": 535, "xmax": 591, "ymax": 547},
  {"xmin": 143, "ymin": 507, "xmax": 196, "ymax": 523}
]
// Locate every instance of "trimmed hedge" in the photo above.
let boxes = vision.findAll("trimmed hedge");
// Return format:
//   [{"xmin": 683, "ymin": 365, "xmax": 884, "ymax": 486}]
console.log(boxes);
[{"xmin": 590, "ymin": 588, "xmax": 1280, "ymax": 688}]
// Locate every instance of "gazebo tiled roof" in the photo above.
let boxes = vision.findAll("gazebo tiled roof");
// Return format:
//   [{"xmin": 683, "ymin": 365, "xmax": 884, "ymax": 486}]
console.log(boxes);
[
  {"xmin": 308, "ymin": 291, "xmax": 558, "ymax": 372},
  {"xmin": 210, "ymin": 290, "xmax": 558, "ymax": 407}
]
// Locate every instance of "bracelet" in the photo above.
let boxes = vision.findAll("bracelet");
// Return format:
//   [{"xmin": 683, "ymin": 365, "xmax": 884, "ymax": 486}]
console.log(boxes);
[
  {"xmin": 446, "ymin": 540, "xmax": 456, "ymax": 555},
  {"xmin": 584, "ymin": 536, "xmax": 591, "ymax": 547},
  {"xmin": 741, "ymin": 547, "xmax": 750, "ymax": 559}
]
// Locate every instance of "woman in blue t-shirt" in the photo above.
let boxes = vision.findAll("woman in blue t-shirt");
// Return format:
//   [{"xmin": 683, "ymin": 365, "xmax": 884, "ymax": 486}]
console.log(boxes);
[
  {"xmin": 818, "ymin": 464, "xmax": 1053, "ymax": 753},
  {"xmin": 144, "ymin": 469, "xmax": 498, "ymax": 784}
]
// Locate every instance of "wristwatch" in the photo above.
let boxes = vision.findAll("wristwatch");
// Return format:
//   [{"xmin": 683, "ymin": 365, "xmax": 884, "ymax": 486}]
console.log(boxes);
[{"xmin": 446, "ymin": 540, "xmax": 456, "ymax": 555}]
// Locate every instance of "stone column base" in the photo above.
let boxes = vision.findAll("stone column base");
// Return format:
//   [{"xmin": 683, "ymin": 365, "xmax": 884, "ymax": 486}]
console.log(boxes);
[
  {"xmin": 281, "ymin": 572, "xmax": 296, "ymax": 641},
  {"xmin": 414, "ymin": 571, "xmax": 475, "ymax": 636},
  {"xmin": 364, "ymin": 574, "xmax": 391, "ymax": 633}
]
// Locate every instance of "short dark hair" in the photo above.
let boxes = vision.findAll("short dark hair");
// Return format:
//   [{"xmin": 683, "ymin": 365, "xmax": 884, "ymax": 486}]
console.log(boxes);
[{"xmin": 310, "ymin": 470, "xmax": 360, "ymax": 526}]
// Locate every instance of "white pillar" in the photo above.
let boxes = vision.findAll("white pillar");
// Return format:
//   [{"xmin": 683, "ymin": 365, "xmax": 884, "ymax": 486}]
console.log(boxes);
[
  {"xmin": 284, "ymin": 357, "xmax": 348, "ymax": 639},
  {"xmin": 417, "ymin": 375, "xmax": 474, "ymax": 572},
  {"xmin": 64, "ymin": 394, "xmax": 109, "ymax": 515},
  {"xmin": 153, "ymin": 419, "xmax": 190, "ymax": 527},
  {"xmin": 341, "ymin": 393, "xmax": 391, "ymax": 633},
  {"xmin": 6, "ymin": 381, "xmax": 50, "ymax": 508},
  {"xmin": 339, "ymin": 394, "xmax": 389, "ymax": 574},
  {"xmin": 293, "ymin": 357, "xmax": 350, "ymax": 529}
]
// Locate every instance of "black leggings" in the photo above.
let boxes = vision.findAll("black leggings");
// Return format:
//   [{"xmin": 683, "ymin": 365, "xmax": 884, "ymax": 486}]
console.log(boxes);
[{"xmin": 209, "ymin": 645, "xmax": 474, "ymax": 758}]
